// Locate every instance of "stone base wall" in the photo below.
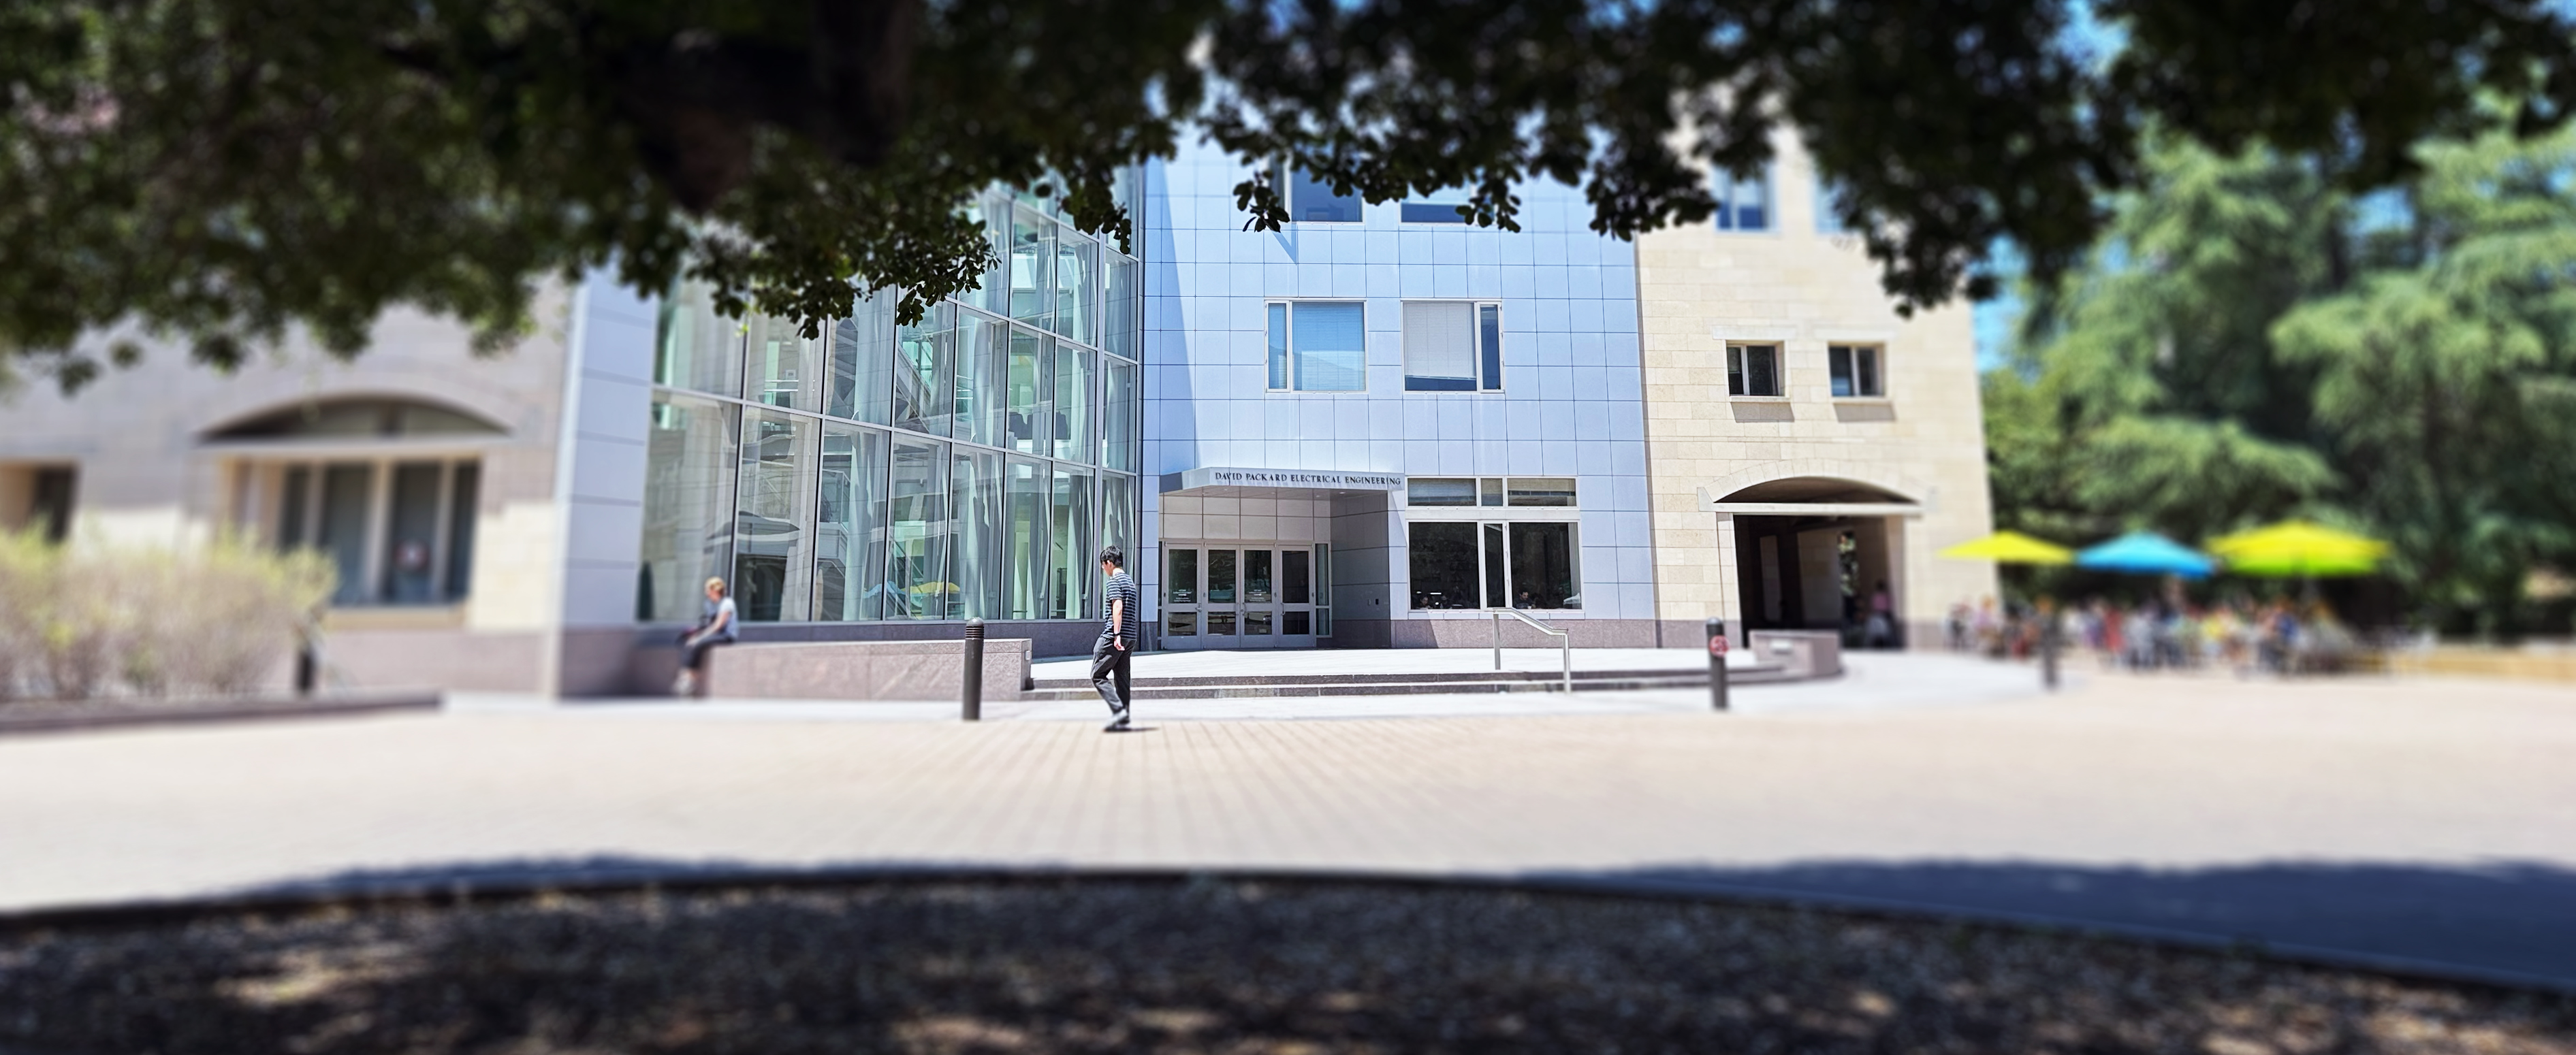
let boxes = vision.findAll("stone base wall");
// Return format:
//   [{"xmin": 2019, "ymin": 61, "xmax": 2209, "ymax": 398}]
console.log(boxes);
[
  {"xmin": 1326, "ymin": 618, "xmax": 1669, "ymax": 649},
  {"xmin": 636, "ymin": 638, "xmax": 1035, "ymax": 702},
  {"xmin": 319, "ymin": 629, "xmax": 545, "ymax": 693}
]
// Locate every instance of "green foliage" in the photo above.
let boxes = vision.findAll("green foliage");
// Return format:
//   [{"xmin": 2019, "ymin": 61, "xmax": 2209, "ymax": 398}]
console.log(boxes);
[
  {"xmin": 7, "ymin": 0, "xmax": 2576, "ymax": 389},
  {"xmin": 1995, "ymin": 129, "xmax": 2576, "ymax": 633}
]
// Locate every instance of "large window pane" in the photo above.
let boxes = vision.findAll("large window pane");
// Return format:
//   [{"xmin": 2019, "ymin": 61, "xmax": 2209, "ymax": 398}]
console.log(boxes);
[
  {"xmin": 653, "ymin": 280, "xmax": 742, "ymax": 397},
  {"xmin": 1052, "ymin": 343, "xmax": 1094, "ymax": 463},
  {"xmin": 1408, "ymin": 478, "xmax": 1476, "ymax": 506},
  {"xmin": 747, "ymin": 314, "xmax": 823, "ymax": 412},
  {"xmin": 1010, "ymin": 209, "xmax": 1053, "ymax": 326},
  {"xmin": 639, "ymin": 394, "xmax": 738, "ymax": 622},
  {"xmin": 953, "ymin": 309, "xmax": 1007, "ymax": 447},
  {"xmin": 1283, "ymin": 549, "xmax": 1310, "ymax": 604},
  {"xmin": 1510, "ymin": 522, "xmax": 1582, "ymax": 609},
  {"xmin": 950, "ymin": 448, "xmax": 1004, "ymax": 619},
  {"xmin": 444, "ymin": 461, "xmax": 479, "ymax": 600},
  {"xmin": 1104, "ymin": 253, "xmax": 1139, "ymax": 360},
  {"xmin": 381, "ymin": 461, "xmax": 444, "ymax": 604},
  {"xmin": 829, "ymin": 291, "xmax": 895, "ymax": 424},
  {"xmin": 1006, "ymin": 329, "xmax": 1049, "ymax": 455},
  {"xmin": 1004, "ymin": 457, "xmax": 1049, "ymax": 619},
  {"xmin": 1100, "ymin": 360, "xmax": 1137, "ymax": 472},
  {"xmin": 969, "ymin": 197, "xmax": 1013, "ymax": 316},
  {"xmin": 893, "ymin": 304, "xmax": 954, "ymax": 434},
  {"xmin": 317, "ymin": 464, "xmax": 372, "ymax": 606},
  {"xmin": 1402, "ymin": 301, "xmax": 1476, "ymax": 391},
  {"xmin": 1098, "ymin": 472, "xmax": 1135, "ymax": 566},
  {"xmin": 1292, "ymin": 302, "xmax": 1365, "ymax": 391},
  {"xmin": 1506, "ymin": 478, "xmax": 1577, "ymax": 506},
  {"xmin": 814, "ymin": 424, "xmax": 889, "ymax": 622},
  {"xmin": 1053, "ymin": 233, "xmax": 1097, "ymax": 344},
  {"xmin": 1482, "ymin": 523, "xmax": 1507, "ymax": 612},
  {"xmin": 733, "ymin": 408, "xmax": 818, "ymax": 622},
  {"xmin": 1408, "ymin": 522, "xmax": 1478, "ymax": 610},
  {"xmin": 884, "ymin": 436, "xmax": 951, "ymax": 619},
  {"xmin": 1166, "ymin": 547, "xmax": 1196, "ymax": 604},
  {"xmin": 1050, "ymin": 464, "xmax": 1095, "ymax": 620}
]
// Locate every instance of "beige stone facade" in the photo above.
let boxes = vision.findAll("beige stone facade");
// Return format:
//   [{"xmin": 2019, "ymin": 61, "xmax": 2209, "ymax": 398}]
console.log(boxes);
[{"xmin": 1637, "ymin": 136, "xmax": 1997, "ymax": 644}]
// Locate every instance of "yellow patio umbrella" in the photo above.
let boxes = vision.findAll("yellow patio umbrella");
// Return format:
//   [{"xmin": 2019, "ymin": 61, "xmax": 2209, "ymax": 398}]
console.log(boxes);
[
  {"xmin": 2208, "ymin": 521, "xmax": 2389, "ymax": 578},
  {"xmin": 1938, "ymin": 530, "xmax": 2076, "ymax": 565}
]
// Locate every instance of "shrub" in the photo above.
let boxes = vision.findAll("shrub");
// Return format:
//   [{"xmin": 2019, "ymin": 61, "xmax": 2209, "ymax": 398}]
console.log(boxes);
[{"xmin": 0, "ymin": 531, "xmax": 333, "ymax": 701}]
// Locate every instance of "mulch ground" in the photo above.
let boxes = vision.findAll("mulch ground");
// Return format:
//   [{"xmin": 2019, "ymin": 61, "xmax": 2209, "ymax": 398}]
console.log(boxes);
[{"xmin": 3, "ymin": 877, "xmax": 2571, "ymax": 1054}]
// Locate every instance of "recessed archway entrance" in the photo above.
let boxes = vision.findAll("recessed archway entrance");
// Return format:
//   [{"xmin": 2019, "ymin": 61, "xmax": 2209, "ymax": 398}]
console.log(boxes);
[{"xmin": 1706, "ymin": 477, "xmax": 1920, "ymax": 647}]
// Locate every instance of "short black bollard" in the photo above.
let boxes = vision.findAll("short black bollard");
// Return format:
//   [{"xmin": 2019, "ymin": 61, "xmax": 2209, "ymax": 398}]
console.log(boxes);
[
  {"xmin": 294, "ymin": 635, "xmax": 317, "ymax": 698},
  {"xmin": 961, "ymin": 619, "xmax": 985, "ymax": 721},
  {"xmin": 1706, "ymin": 617, "xmax": 1730, "ymax": 712}
]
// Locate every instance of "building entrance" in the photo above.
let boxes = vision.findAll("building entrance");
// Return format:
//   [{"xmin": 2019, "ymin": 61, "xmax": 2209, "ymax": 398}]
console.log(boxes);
[{"xmin": 1160, "ymin": 541, "xmax": 1320, "ymax": 649}]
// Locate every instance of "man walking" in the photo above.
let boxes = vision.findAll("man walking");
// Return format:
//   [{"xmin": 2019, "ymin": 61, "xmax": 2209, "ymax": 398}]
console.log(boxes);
[{"xmin": 1093, "ymin": 545, "xmax": 1139, "ymax": 732}]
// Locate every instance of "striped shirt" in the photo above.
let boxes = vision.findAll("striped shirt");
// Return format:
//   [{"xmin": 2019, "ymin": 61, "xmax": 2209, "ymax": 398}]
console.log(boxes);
[{"xmin": 1102, "ymin": 570, "xmax": 1141, "ymax": 643}]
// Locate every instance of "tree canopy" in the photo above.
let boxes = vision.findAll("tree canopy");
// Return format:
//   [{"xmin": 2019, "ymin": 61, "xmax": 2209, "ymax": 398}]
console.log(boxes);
[
  {"xmin": 5, "ymin": 0, "xmax": 2576, "ymax": 388},
  {"xmin": 1987, "ymin": 127, "xmax": 2576, "ymax": 634}
]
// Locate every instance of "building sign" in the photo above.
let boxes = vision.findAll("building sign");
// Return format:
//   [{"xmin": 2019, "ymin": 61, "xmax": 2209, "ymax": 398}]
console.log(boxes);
[{"xmin": 1166, "ymin": 467, "xmax": 1406, "ymax": 493}]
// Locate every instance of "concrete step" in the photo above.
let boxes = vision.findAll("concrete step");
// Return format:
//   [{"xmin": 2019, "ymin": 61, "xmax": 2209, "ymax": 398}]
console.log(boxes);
[
  {"xmin": 1016, "ymin": 667, "xmax": 1796, "ymax": 702},
  {"xmin": 1026, "ymin": 666, "xmax": 1767, "ymax": 692}
]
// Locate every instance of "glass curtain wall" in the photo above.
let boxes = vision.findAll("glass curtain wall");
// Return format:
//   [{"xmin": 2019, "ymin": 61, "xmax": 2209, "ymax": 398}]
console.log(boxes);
[{"xmin": 636, "ymin": 183, "xmax": 1141, "ymax": 627}]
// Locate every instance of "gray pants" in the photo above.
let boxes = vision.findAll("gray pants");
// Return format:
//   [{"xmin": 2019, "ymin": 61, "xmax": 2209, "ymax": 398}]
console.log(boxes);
[{"xmin": 1090, "ymin": 632, "xmax": 1132, "ymax": 717}]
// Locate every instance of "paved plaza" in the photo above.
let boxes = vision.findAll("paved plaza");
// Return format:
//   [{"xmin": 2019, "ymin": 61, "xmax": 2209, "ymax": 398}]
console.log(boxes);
[{"xmin": 3, "ymin": 651, "xmax": 2571, "ymax": 990}]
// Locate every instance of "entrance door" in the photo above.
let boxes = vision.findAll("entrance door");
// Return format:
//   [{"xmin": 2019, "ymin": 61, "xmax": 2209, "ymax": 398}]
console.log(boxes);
[{"xmin": 1162, "ymin": 542, "xmax": 1318, "ymax": 650}]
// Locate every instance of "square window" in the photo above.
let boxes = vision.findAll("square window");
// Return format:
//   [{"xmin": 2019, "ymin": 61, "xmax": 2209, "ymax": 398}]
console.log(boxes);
[
  {"xmin": 1273, "ymin": 162, "xmax": 1362, "ymax": 223},
  {"xmin": 1829, "ymin": 344, "xmax": 1884, "ymax": 397},
  {"xmin": 1267, "ymin": 301, "xmax": 1366, "ymax": 392},
  {"xmin": 1403, "ymin": 301, "xmax": 1503, "ymax": 392},
  {"xmin": 1727, "ymin": 343, "xmax": 1781, "ymax": 397},
  {"xmin": 1715, "ymin": 167, "xmax": 1772, "ymax": 232}
]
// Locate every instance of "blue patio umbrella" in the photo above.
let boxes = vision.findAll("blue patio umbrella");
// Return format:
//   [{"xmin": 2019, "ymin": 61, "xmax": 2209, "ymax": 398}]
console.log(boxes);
[{"xmin": 2076, "ymin": 531, "xmax": 2216, "ymax": 579}]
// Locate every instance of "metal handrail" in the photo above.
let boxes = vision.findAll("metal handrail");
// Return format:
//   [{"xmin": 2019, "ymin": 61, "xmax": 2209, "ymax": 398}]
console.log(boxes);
[{"xmin": 1489, "ymin": 608, "xmax": 1573, "ymax": 694}]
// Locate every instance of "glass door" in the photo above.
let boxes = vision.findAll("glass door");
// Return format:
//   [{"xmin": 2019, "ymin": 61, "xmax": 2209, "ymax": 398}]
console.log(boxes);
[{"xmin": 1160, "ymin": 542, "xmax": 1318, "ymax": 649}]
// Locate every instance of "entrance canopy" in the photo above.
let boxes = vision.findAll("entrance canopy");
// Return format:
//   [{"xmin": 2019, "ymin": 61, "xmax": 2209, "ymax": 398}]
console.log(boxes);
[{"xmin": 1699, "ymin": 476, "xmax": 1920, "ymax": 517}]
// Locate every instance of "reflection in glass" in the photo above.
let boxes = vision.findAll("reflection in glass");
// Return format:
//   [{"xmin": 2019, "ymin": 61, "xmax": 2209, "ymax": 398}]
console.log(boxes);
[
  {"xmin": 1052, "ymin": 343, "xmax": 1093, "ymax": 463},
  {"xmin": 1245, "ymin": 549, "xmax": 1273, "ymax": 603},
  {"xmin": 652, "ymin": 280, "xmax": 742, "ymax": 397},
  {"xmin": 1284, "ymin": 611, "xmax": 1311, "ymax": 635},
  {"xmin": 1098, "ymin": 472, "xmax": 1135, "ymax": 568},
  {"xmin": 883, "ymin": 437, "xmax": 949, "ymax": 619},
  {"xmin": 1266, "ymin": 303, "xmax": 1290, "ymax": 389},
  {"xmin": 893, "ymin": 304, "xmax": 953, "ymax": 434},
  {"xmin": 949, "ymin": 448, "xmax": 1004, "ymax": 619},
  {"xmin": 1283, "ymin": 549, "xmax": 1310, "ymax": 605},
  {"xmin": 953, "ymin": 310, "xmax": 1006, "ymax": 447},
  {"xmin": 1479, "ymin": 303, "xmax": 1504, "ymax": 391},
  {"xmin": 1007, "ymin": 329, "xmax": 1048, "ymax": 455},
  {"xmin": 1407, "ymin": 522, "xmax": 1476, "ymax": 609},
  {"xmin": 1510, "ymin": 522, "xmax": 1582, "ymax": 609},
  {"xmin": 1291, "ymin": 302, "xmax": 1365, "ymax": 391},
  {"xmin": 829, "ymin": 291, "xmax": 894, "ymax": 423},
  {"xmin": 1011, "ymin": 210, "xmax": 1053, "ymax": 325},
  {"xmin": 1245, "ymin": 610, "xmax": 1273, "ymax": 636},
  {"xmin": 747, "ymin": 314, "xmax": 823, "ymax": 411},
  {"xmin": 1053, "ymin": 233, "xmax": 1096, "ymax": 344},
  {"xmin": 1407, "ymin": 478, "xmax": 1477, "ymax": 506},
  {"xmin": 1480, "ymin": 478, "xmax": 1504, "ymax": 506},
  {"xmin": 1166, "ymin": 547, "xmax": 1197, "ymax": 604},
  {"xmin": 1506, "ymin": 478, "xmax": 1578, "ymax": 506},
  {"xmin": 317, "ymin": 464, "xmax": 372, "ymax": 606},
  {"xmin": 733, "ymin": 408, "xmax": 818, "ymax": 621},
  {"xmin": 814, "ymin": 425, "xmax": 889, "ymax": 621},
  {"xmin": 1004, "ymin": 457, "xmax": 1048, "ymax": 619},
  {"xmin": 445, "ymin": 462, "xmax": 479, "ymax": 600},
  {"xmin": 639, "ymin": 395, "xmax": 738, "ymax": 621},
  {"xmin": 1482, "ymin": 522, "xmax": 1507, "ymax": 613},
  {"xmin": 1166, "ymin": 611, "xmax": 1196, "ymax": 636},
  {"xmin": 1207, "ymin": 611, "xmax": 1237, "ymax": 636},
  {"xmin": 1100, "ymin": 361, "xmax": 1136, "ymax": 471},
  {"xmin": 1104, "ymin": 253, "xmax": 1139, "ymax": 360},
  {"xmin": 971, "ymin": 199, "xmax": 1013, "ymax": 316},
  {"xmin": 1049, "ymin": 464, "xmax": 1095, "ymax": 620},
  {"xmin": 381, "ymin": 462, "xmax": 443, "ymax": 604},
  {"xmin": 1208, "ymin": 549, "xmax": 1237, "ymax": 604}
]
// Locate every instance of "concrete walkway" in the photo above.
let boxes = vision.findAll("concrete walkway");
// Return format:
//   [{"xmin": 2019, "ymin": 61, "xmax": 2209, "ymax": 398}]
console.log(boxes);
[
  {"xmin": 2, "ymin": 658, "xmax": 2571, "ymax": 990},
  {"xmin": 1028, "ymin": 646, "xmax": 1745, "ymax": 682}
]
